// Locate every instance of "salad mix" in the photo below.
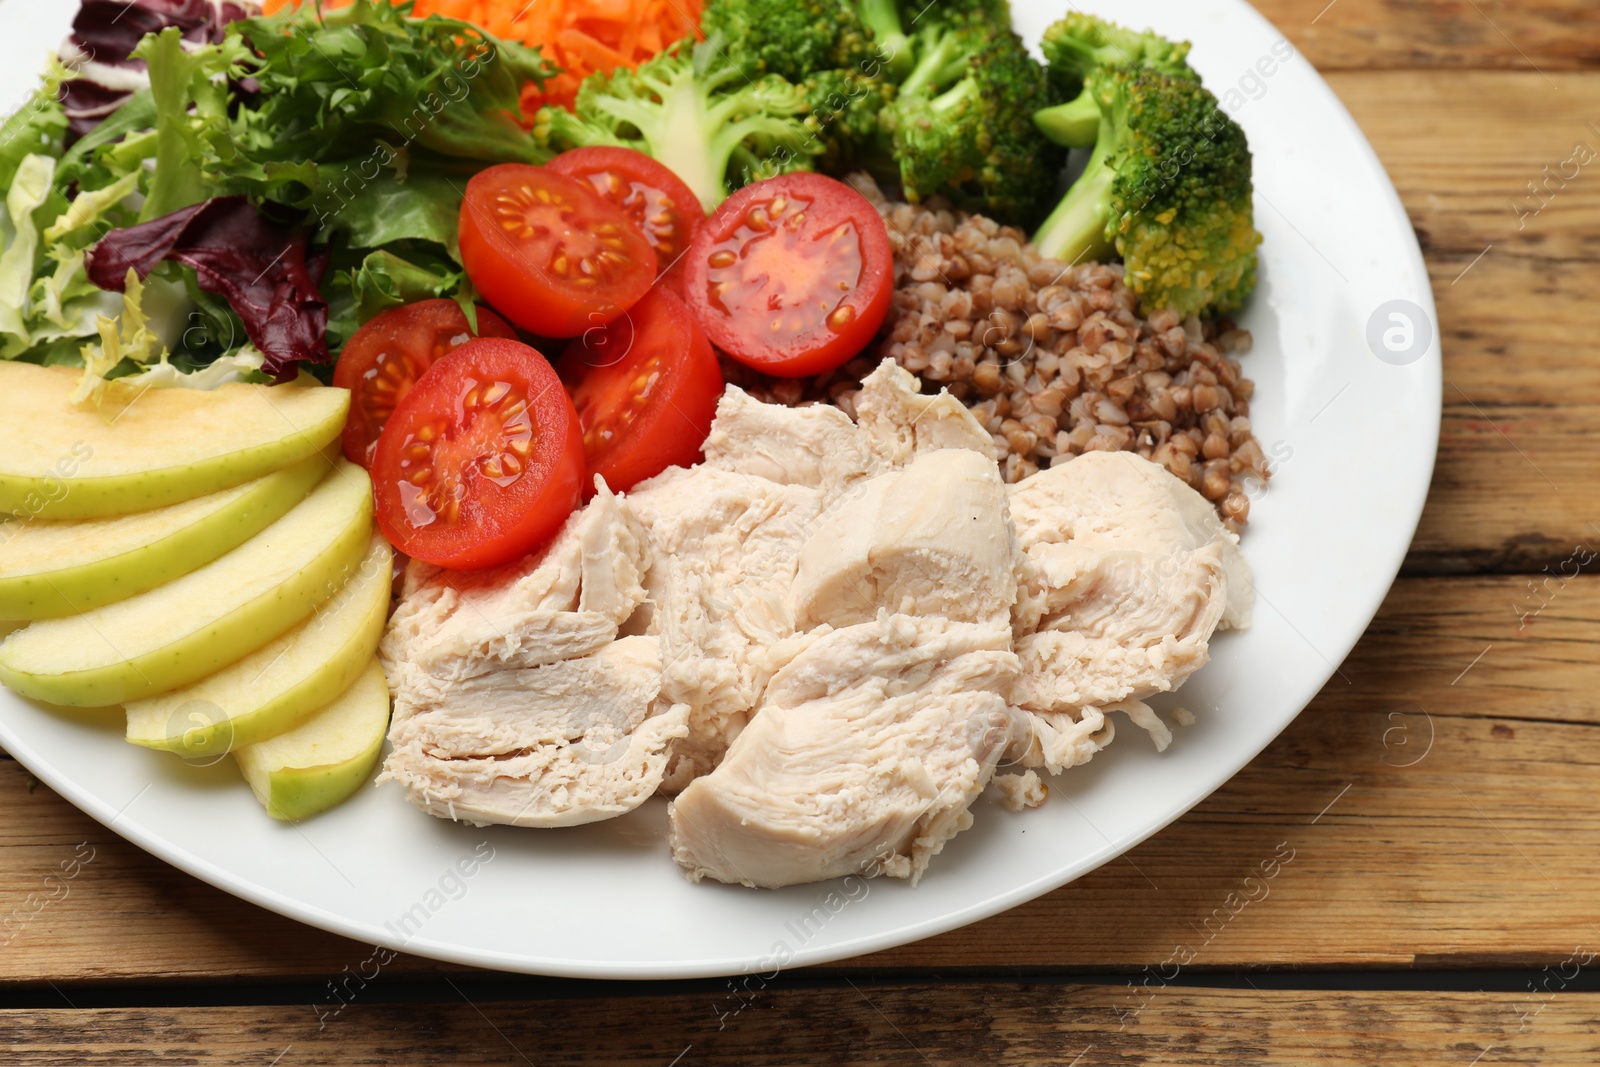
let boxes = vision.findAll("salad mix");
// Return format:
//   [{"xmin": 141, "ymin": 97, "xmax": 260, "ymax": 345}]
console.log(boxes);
[{"xmin": 0, "ymin": 0, "xmax": 1263, "ymax": 572}]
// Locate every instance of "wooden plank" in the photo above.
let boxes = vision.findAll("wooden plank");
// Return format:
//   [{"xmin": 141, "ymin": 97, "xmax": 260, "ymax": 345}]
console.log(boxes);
[
  {"xmin": 1329, "ymin": 72, "xmax": 1600, "ymax": 402},
  {"xmin": 2, "ymin": 987, "xmax": 1596, "ymax": 1065},
  {"xmin": 1253, "ymin": 0, "xmax": 1599, "ymax": 73},
  {"xmin": 5, "ymin": 574, "xmax": 1600, "ymax": 981},
  {"xmin": 1412, "ymin": 404, "xmax": 1599, "ymax": 573}
]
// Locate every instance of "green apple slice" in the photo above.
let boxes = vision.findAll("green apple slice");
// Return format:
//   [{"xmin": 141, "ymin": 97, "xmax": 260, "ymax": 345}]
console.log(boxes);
[
  {"xmin": 124, "ymin": 534, "xmax": 392, "ymax": 758},
  {"xmin": 0, "ymin": 363, "xmax": 349, "ymax": 520},
  {"xmin": 0, "ymin": 454, "xmax": 331, "ymax": 620},
  {"xmin": 234, "ymin": 659, "xmax": 391, "ymax": 821},
  {"xmin": 0, "ymin": 463, "xmax": 374, "ymax": 707}
]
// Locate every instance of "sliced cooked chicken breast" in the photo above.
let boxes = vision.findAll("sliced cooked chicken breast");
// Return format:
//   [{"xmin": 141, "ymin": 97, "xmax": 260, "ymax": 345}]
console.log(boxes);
[
  {"xmin": 381, "ymin": 482, "xmax": 647, "ymax": 686},
  {"xmin": 668, "ymin": 614, "xmax": 1018, "ymax": 888},
  {"xmin": 791, "ymin": 448, "xmax": 1018, "ymax": 631},
  {"xmin": 376, "ymin": 361, "xmax": 1250, "ymax": 882},
  {"xmin": 1005, "ymin": 451, "xmax": 1253, "ymax": 766},
  {"xmin": 1010, "ymin": 450, "xmax": 1252, "ymax": 629},
  {"xmin": 381, "ymin": 485, "xmax": 677, "ymax": 827},
  {"xmin": 852, "ymin": 360, "xmax": 998, "ymax": 468},
  {"xmin": 631, "ymin": 361, "xmax": 1002, "ymax": 789},
  {"xmin": 702, "ymin": 386, "xmax": 877, "ymax": 493},
  {"xmin": 1012, "ymin": 545, "xmax": 1229, "ymax": 708},
  {"xmin": 382, "ymin": 637, "xmax": 689, "ymax": 827},
  {"xmin": 627, "ymin": 464, "xmax": 826, "ymax": 787}
]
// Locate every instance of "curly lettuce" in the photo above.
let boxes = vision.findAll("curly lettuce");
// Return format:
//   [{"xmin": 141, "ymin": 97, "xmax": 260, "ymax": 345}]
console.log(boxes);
[{"xmin": 2, "ymin": 0, "xmax": 556, "ymax": 389}]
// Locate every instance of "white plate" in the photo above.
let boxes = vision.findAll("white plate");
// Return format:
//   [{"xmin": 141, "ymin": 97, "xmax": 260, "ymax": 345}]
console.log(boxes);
[{"xmin": 0, "ymin": 0, "xmax": 1438, "ymax": 978}]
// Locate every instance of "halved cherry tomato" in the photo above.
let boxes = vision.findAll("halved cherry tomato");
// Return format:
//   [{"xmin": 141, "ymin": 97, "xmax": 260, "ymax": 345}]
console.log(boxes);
[
  {"xmin": 332, "ymin": 299, "xmax": 518, "ymax": 467},
  {"xmin": 546, "ymin": 147, "xmax": 704, "ymax": 288},
  {"xmin": 683, "ymin": 173, "xmax": 892, "ymax": 378},
  {"xmin": 371, "ymin": 338, "xmax": 585, "ymax": 570},
  {"xmin": 556, "ymin": 287, "xmax": 722, "ymax": 495},
  {"xmin": 458, "ymin": 163, "xmax": 657, "ymax": 337}
]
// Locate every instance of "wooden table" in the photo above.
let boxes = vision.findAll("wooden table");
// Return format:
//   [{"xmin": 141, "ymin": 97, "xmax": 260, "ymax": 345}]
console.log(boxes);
[{"xmin": 6, "ymin": 1, "xmax": 1600, "ymax": 1062}]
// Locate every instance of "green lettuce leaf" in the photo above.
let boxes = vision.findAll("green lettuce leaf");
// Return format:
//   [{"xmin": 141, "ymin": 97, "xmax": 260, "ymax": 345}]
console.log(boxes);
[
  {"xmin": 232, "ymin": 0, "xmax": 553, "ymax": 183},
  {"xmin": 0, "ymin": 57, "xmax": 71, "ymax": 191},
  {"xmin": 289, "ymin": 164, "xmax": 466, "ymax": 252},
  {"xmin": 46, "ymin": 171, "xmax": 140, "ymax": 246},
  {"xmin": 323, "ymin": 246, "xmax": 469, "ymax": 349},
  {"xmin": 134, "ymin": 27, "xmax": 255, "ymax": 222},
  {"xmin": 74, "ymin": 268, "xmax": 169, "ymax": 404},
  {"xmin": 0, "ymin": 154, "xmax": 58, "ymax": 356}
]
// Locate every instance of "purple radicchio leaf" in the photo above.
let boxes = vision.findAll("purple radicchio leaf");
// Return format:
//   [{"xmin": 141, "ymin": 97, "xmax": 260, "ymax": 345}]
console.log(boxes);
[
  {"xmin": 86, "ymin": 195, "xmax": 330, "ymax": 381},
  {"xmin": 59, "ymin": 0, "xmax": 258, "ymax": 139}
]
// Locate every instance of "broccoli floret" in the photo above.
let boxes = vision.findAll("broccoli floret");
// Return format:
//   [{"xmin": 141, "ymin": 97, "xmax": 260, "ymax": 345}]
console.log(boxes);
[
  {"xmin": 918, "ymin": 0, "xmax": 1013, "ymax": 32},
  {"xmin": 842, "ymin": 0, "xmax": 1017, "ymax": 82},
  {"xmin": 799, "ymin": 69, "xmax": 896, "ymax": 173},
  {"xmin": 883, "ymin": 27, "xmax": 1063, "ymax": 224},
  {"xmin": 534, "ymin": 42, "xmax": 821, "ymax": 210},
  {"xmin": 895, "ymin": 23, "xmax": 979, "ymax": 98},
  {"xmin": 702, "ymin": 0, "xmax": 876, "ymax": 82},
  {"xmin": 1040, "ymin": 12, "xmax": 1195, "ymax": 86},
  {"xmin": 1031, "ymin": 67, "xmax": 1261, "ymax": 316},
  {"xmin": 1034, "ymin": 13, "xmax": 1197, "ymax": 148}
]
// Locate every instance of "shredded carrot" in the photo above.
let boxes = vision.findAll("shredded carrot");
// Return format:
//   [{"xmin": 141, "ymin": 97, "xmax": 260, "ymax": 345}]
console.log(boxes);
[{"xmin": 259, "ymin": 0, "xmax": 701, "ymax": 111}]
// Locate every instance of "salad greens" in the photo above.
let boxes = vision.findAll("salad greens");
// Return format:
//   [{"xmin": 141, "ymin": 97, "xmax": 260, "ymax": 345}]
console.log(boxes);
[
  {"xmin": 58, "ymin": 0, "xmax": 251, "ymax": 140},
  {"xmin": 85, "ymin": 196, "xmax": 330, "ymax": 381},
  {"xmin": 0, "ymin": 0, "xmax": 553, "ymax": 393}
]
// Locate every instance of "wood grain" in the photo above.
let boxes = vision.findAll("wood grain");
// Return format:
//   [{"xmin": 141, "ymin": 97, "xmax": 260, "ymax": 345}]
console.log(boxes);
[
  {"xmin": 6, "ymin": 574, "xmax": 1600, "ymax": 981},
  {"xmin": 3, "ymin": 986, "xmax": 1595, "ymax": 1065},
  {"xmin": 1252, "ymin": 0, "xmax": 1600, "ymax": 73}
]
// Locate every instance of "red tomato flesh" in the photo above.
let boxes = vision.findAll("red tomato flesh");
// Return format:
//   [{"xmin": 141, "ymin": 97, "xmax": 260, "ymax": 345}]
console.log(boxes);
[
  {"xmin": 683, "ymin": 173, "xmax": 893, "ymax": 378},
  {"xmin": 332, "ymin": 299, "xmax": 517, "ymax": 467},
  {"xmin": 371, "ymin": 338, "xmax": 585, "ymax": 570},
  {"xmin": 557, "ymin": 286, "xmax": 723, "ymax": 495},
  {"xmin": 546, "ymin": 147, "xmax": 703, "ymax": 282},
  {"xmin": 458, "ymin": 163, "xmax": 657, "ymax": 337}
]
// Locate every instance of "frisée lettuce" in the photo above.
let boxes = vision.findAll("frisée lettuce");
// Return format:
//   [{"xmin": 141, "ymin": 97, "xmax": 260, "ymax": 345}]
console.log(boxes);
[{"xmin": 0, "ymin": 0, "xmax": 555, "ymax": 397}]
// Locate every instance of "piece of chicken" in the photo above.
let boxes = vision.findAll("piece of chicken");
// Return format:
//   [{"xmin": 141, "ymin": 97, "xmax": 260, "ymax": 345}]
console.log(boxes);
[
  {"xmin": 851, "ymin": 360, "xmax": 999, "ymax": 468},
  {"xmin": 626, "ymin": 464, "xmax": 826, "ymax": 788},
  {"xmin": 383, "ymin": 637, "xmax": 689, "ymax": 827},
  {"xmin": 380, "ymin": 484, "xmax": 684, "ymax": 827},
  {"xmin": 668, "ymin": 614, "xmax": 1018, "ymax": 888},
  {"xmin": 791, "ymin": 448, "xmax": 1019, "ymax": 631},
  {"xmin": 1009, "ymin": 450, "xmax": 1252, "ymax": 630},
  {"xmin": 1004, "ymin": 452, "xmax": 1253, "ymax": 770},
  {"xmin": 701, "ymin": 359, "xmax": 996, "ymax": 496},
  {"xmin": 633, "ymin": 362, "xmax": 998, "ymax": 788},
  {"xmin": 381, "ymin": 483, "xmax": 647, "ymax": 688},
  {"xmin": 701, "ymin": 387, "xmax": 877, "ymax": 494}
]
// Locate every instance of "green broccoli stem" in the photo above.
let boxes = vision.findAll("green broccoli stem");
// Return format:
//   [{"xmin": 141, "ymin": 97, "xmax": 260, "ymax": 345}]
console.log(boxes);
[
  {"xmin": 858, "ymin": 0, "xmax": 912, "ymax": 80},
  {"xmin": 857, "ymin": 0, "xmax": 902, "ymax": 39},
  {"xmin": 601, "ymin": 68, "xmax": 737, "ymax": 210},
  {"xmin": 929, "ymin": 76, "xmax": 978, "ymax": 116},
  {"xmin": 1031, "ymin": 132, "xmax": 1117, "ymax": 263},
  {"xmin": 1033, "ymin": 88, "xmax": 1100, "ymax": 149},
  {"xmin": 898, "ymin": 30, "xmax": 970, "ymax": 99}
]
